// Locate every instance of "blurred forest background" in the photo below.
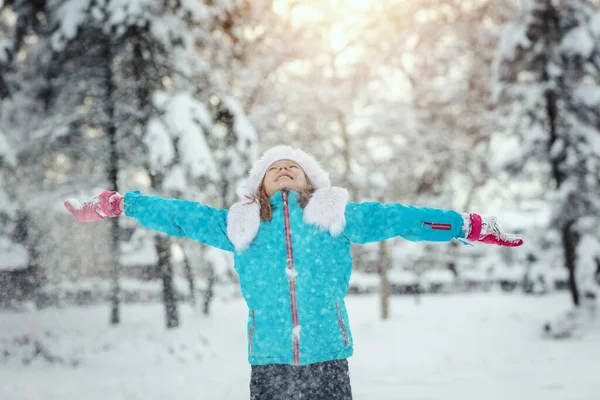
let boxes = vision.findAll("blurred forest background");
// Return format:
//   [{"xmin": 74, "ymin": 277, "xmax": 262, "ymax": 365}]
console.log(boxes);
[{"xmin": 0, "ymin": 0, "xmax": 599, "ymax": 337}]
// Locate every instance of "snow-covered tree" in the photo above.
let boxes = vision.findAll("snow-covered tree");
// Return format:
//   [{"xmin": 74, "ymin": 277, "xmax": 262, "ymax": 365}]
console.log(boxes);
[
  {"xmin": 233, "ymin": 0, "xmax": 516, "ymax": 317},
  {"xmin": 0, "ymin": 0, "xmax": 49, "ymax": 99},
  {"xmin": 494, "ymin": 0, "xmax": 600, "ymax": 310},
  {"xmin": 138, "ymin": 1, "xmax": 258, "ymax": 316},
  {"xmin": 0, "ymin": 129, "xmax": 32, "ymax": 306},
  {"xmin": 1, "ymin": 0, "xmax": 258, "ymax": 323}
]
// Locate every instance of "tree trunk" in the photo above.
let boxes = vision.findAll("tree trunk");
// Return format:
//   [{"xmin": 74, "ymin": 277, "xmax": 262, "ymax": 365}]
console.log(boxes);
[
  {"xmin": 13, "ymin": 213, "xmax": 44, "ymax": 297},
  {"xmin": 203, "ymin": 263, "xmax": 216, "ymax": 316},
  {"xmin": 378, "ymin": 240, "xmax": 391, "ymax": 320},
  {"xmin": 108, "ymin": 217, "xmax": 121, "ymax": 325},
  {"xmin": 545, "ymin": 88, "xmax": 567, "ymax": 188},
  {"xmin": 132, "ymin": 27, "xmax": 180, "ymax": 325},
  {"xmin": 545, "ymin": 86, "xmax": 581, "ymax": 307},
  {"xmin": 414, "ymin": 269, "xmax": 422, "ymax": 306},
  {"xmin": 156, "ymin": 235, "xmax": 179, "ymax": 328},
  {"xmin": 0, "ymin": 74, "xmax": 9, "ymax": 99},
  {"xmin": 102, "ymin": 38, "xmax": 121, "ymax": 326},
  {"xmin": 561, "ymin": 221, "xmax": 580, "ymax": 307},
  {"xmin": 183, "ymin": 253, "xmax": 196, "ymax": 307},
  {"xmin": 538, "ymin": 3, "xmax": 583, "ymax": 307},
  {"xmin": 133, "ymin": 39, "xmax": 150, "ymax": 112},
  {"xmin": 339, "ymin": 113, "xmax": 358, "ymax": 201}
]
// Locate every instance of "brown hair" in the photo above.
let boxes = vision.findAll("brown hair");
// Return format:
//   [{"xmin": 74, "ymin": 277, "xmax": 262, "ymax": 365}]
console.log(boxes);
[{"xmin": 251, "ymin": 179, "xmax": 315, "ymax": 222}]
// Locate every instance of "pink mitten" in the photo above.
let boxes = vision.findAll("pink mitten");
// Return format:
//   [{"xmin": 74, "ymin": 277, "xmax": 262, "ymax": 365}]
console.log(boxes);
[
  {"xmin": 466, "ymin": 213, "xmax": 524, "ymax": 247},
  {"xmin": 64, "ymin": 190, "xmax": 124, "ymax": 222}
]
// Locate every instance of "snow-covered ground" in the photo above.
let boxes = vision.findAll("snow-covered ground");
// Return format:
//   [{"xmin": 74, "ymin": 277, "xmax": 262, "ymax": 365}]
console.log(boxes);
[{"xmin": 1, "ymin": 292, "xmax": 599, "ymax": 400}]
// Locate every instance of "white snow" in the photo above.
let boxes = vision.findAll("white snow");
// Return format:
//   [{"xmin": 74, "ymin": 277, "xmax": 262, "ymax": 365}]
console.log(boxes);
[
  {"xmin": 574, "ymin": 84, "xmax": 600, "ymax": 108},
  {"xmin": 369, "ymin": 171, "xmax": 387, "ymax": 190},
  {"xmin": 204, "ymin": 246, "xmax": 234, "ymax": 278},
  {"xmin": 169, "ymin": 92, "xmax": 213, "ymax": 129},
  {"xmin": 546, "ymin": 266, "xmax": 569, "ymax": 282},
  {"xmin": 496, "ymin": 22, "xmax": 530, "ymax": 61},
  {"xmin": 517, "ymin": 0, "xmax": 534, "ymax": 11},
  {"xmin": 492, "ymin": 264, "xmax": 526, "ymax": 282},
  {"xmin": 458, "ymin": 267, "xmax": 491, "ymax": 283},
  {"xmin": 349, "ymin": 271, "xmax": 380, "ymax": 292},
  {"xmin": 1, "ymin": 293, "xmax": 599, "ymax": 400},
  {"xmin": 0, "ymin": 130, "xmax": 16, "ymax": 167},
  {"xmin": 50, "ymin": 0, "xmax": 92, "ymax": 52},
  {"xmin": 220, "ymin": 96, "xmax": 260, "ymax": 160},
  {"xmin": 292, "ymin": 325, "xmax": 301, "ymax": 340},
  {"xmin": 105, "ymin": 0, "xmax": 153, "ymax": 32},
  {"xmin": 285, "ymin": 267, "xmax": 298, "ymax": 280},
  {"xmin": 150, "ymin": 92, "xmax": 219, "ymax": 181},
  {"xmin": 591, "ymin": 12, "xmax": 600, "ymax": 38},
  {"xmin": 560, "ymin": 27, "xmax": 594, "ymax": 58},
  {"xmin": 39, "ymin": 277, "xmax": 194, "ymax": 304},
  {"xmin": 162, "ymin": 165, "xmax": 187, "ymax": 193},
  {"xmin": 575, "ymin": 234, "xmax": 600, "ymax": 295},
  {"xmin": 145, "ymin": 119, "xmax": 176, "ymax": 169},
  {"xmin": 0, "ymin": 189, "xmax": 15, "ymax": 217},
  {"xmin": 0, "ymin": 237, "xmax": 28, "ymax": 270},
  {"xmin": 119, "ymin": 229, "xmax": 158, "ymax": 267},
  {"xmin": 0, "ymin": 39, "xmax": 10, "ymax": 63},
  {"xmin": 180, "ymin": 0, "xmax": 209, "ymax": 23},
  {"xmin": 494, "ymin": 207, "xmax": 550, "ymax": 231},
  {"xmin": 388, "ymin": 269, "xmax": 418, "ymax": 285}
]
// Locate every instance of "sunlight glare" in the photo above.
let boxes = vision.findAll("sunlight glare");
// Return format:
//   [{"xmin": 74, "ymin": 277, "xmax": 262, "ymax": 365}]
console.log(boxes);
[{"xmin": 343, "ymin": 0, "xmax": 377, "ymax": 11}]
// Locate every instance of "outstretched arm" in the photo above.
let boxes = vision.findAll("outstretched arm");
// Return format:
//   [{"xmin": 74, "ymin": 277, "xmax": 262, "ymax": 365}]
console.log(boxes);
[
  {"xmin": 65, "ymin": 190, "xmax": 234, "ymax": 252},
  {"xmin": 343, "ymin": 201, "xmax": 466, "ymax": 244},
  {"xmin": 124, "ymin": 191, "xmax": 234, "ymax": 251},
  {"xmin": 343, "ymin": 201, "xmax": 523, "ymax": 247}
]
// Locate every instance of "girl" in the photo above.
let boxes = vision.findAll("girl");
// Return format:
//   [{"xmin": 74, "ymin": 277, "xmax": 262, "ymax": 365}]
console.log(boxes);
[{"xmin": 65, "ymin": 145, "xmax": 523, "ymax": 400}]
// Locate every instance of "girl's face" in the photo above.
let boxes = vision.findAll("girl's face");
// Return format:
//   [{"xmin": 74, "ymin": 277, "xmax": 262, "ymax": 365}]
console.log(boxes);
[{"xmin": 262, "ymin": 160, "xmax": 308, "ymax": 197}]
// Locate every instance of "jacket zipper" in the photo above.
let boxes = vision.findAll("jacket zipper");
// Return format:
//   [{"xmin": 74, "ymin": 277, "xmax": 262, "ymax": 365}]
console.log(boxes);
[
  {"xmin": 335, "ymin": 302, "xmax": 349, "ymax": 346},
  {"xmin": 249, "ymin": 310, "xmax": 255, "ymax": 354},
  {"xmin": 282, "ymin": 191, "xmax": 300, "ymax": 365},
  {"xmin": 423, "ymin": 222, "xmax": 452, "ymax": 231}
]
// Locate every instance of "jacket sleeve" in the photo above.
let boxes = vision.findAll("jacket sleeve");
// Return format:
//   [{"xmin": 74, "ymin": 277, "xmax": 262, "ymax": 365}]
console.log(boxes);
[
  {"xmin": 343, "ymin": 201, "xmax": 466, "ymax": 244},
  {"xmin": 123, "ymin": 191, "xmax": 234, "ymax": 252}
]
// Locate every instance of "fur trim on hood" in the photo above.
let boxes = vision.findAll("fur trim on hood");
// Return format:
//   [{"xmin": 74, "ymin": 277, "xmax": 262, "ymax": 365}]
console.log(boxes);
[{"xmin": 227, "ymin": 146, "xmax": 348, "ymax": 251}]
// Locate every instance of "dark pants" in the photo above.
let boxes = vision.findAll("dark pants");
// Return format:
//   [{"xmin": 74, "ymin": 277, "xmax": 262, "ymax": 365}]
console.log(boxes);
[{"xmin": 250, "ymin": 359, "xmax": 353, "ymax": 400}]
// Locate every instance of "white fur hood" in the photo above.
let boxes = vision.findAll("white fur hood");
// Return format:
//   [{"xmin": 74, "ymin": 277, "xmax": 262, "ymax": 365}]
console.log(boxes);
[{"xmin": 227, "ymin": 187, "xmax": 349, "ymax": 251}]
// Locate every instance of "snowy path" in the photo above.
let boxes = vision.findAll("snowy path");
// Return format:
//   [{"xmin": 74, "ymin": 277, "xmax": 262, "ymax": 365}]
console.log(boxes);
[{"xmin": 1, "ymin": 292, "xmax": 598, "ymax": 400}]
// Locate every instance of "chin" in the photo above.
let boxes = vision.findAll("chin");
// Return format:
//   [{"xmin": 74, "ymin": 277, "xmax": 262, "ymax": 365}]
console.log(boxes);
[{"xmin": 278, "ymin": 184, "xmax": 296, "ymax": 192}]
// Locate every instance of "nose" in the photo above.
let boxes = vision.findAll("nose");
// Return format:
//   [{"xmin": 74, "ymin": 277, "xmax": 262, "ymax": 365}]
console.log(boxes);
[{"xmin": 279, "ymin": 165, "xmax": 289, "ymax": 171}]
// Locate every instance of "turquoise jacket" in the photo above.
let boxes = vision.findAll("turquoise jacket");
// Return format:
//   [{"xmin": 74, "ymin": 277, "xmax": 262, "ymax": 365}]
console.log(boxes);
[{"xmin": 124, "ymin": 190, "xmax": 466, "ymax": 365}]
